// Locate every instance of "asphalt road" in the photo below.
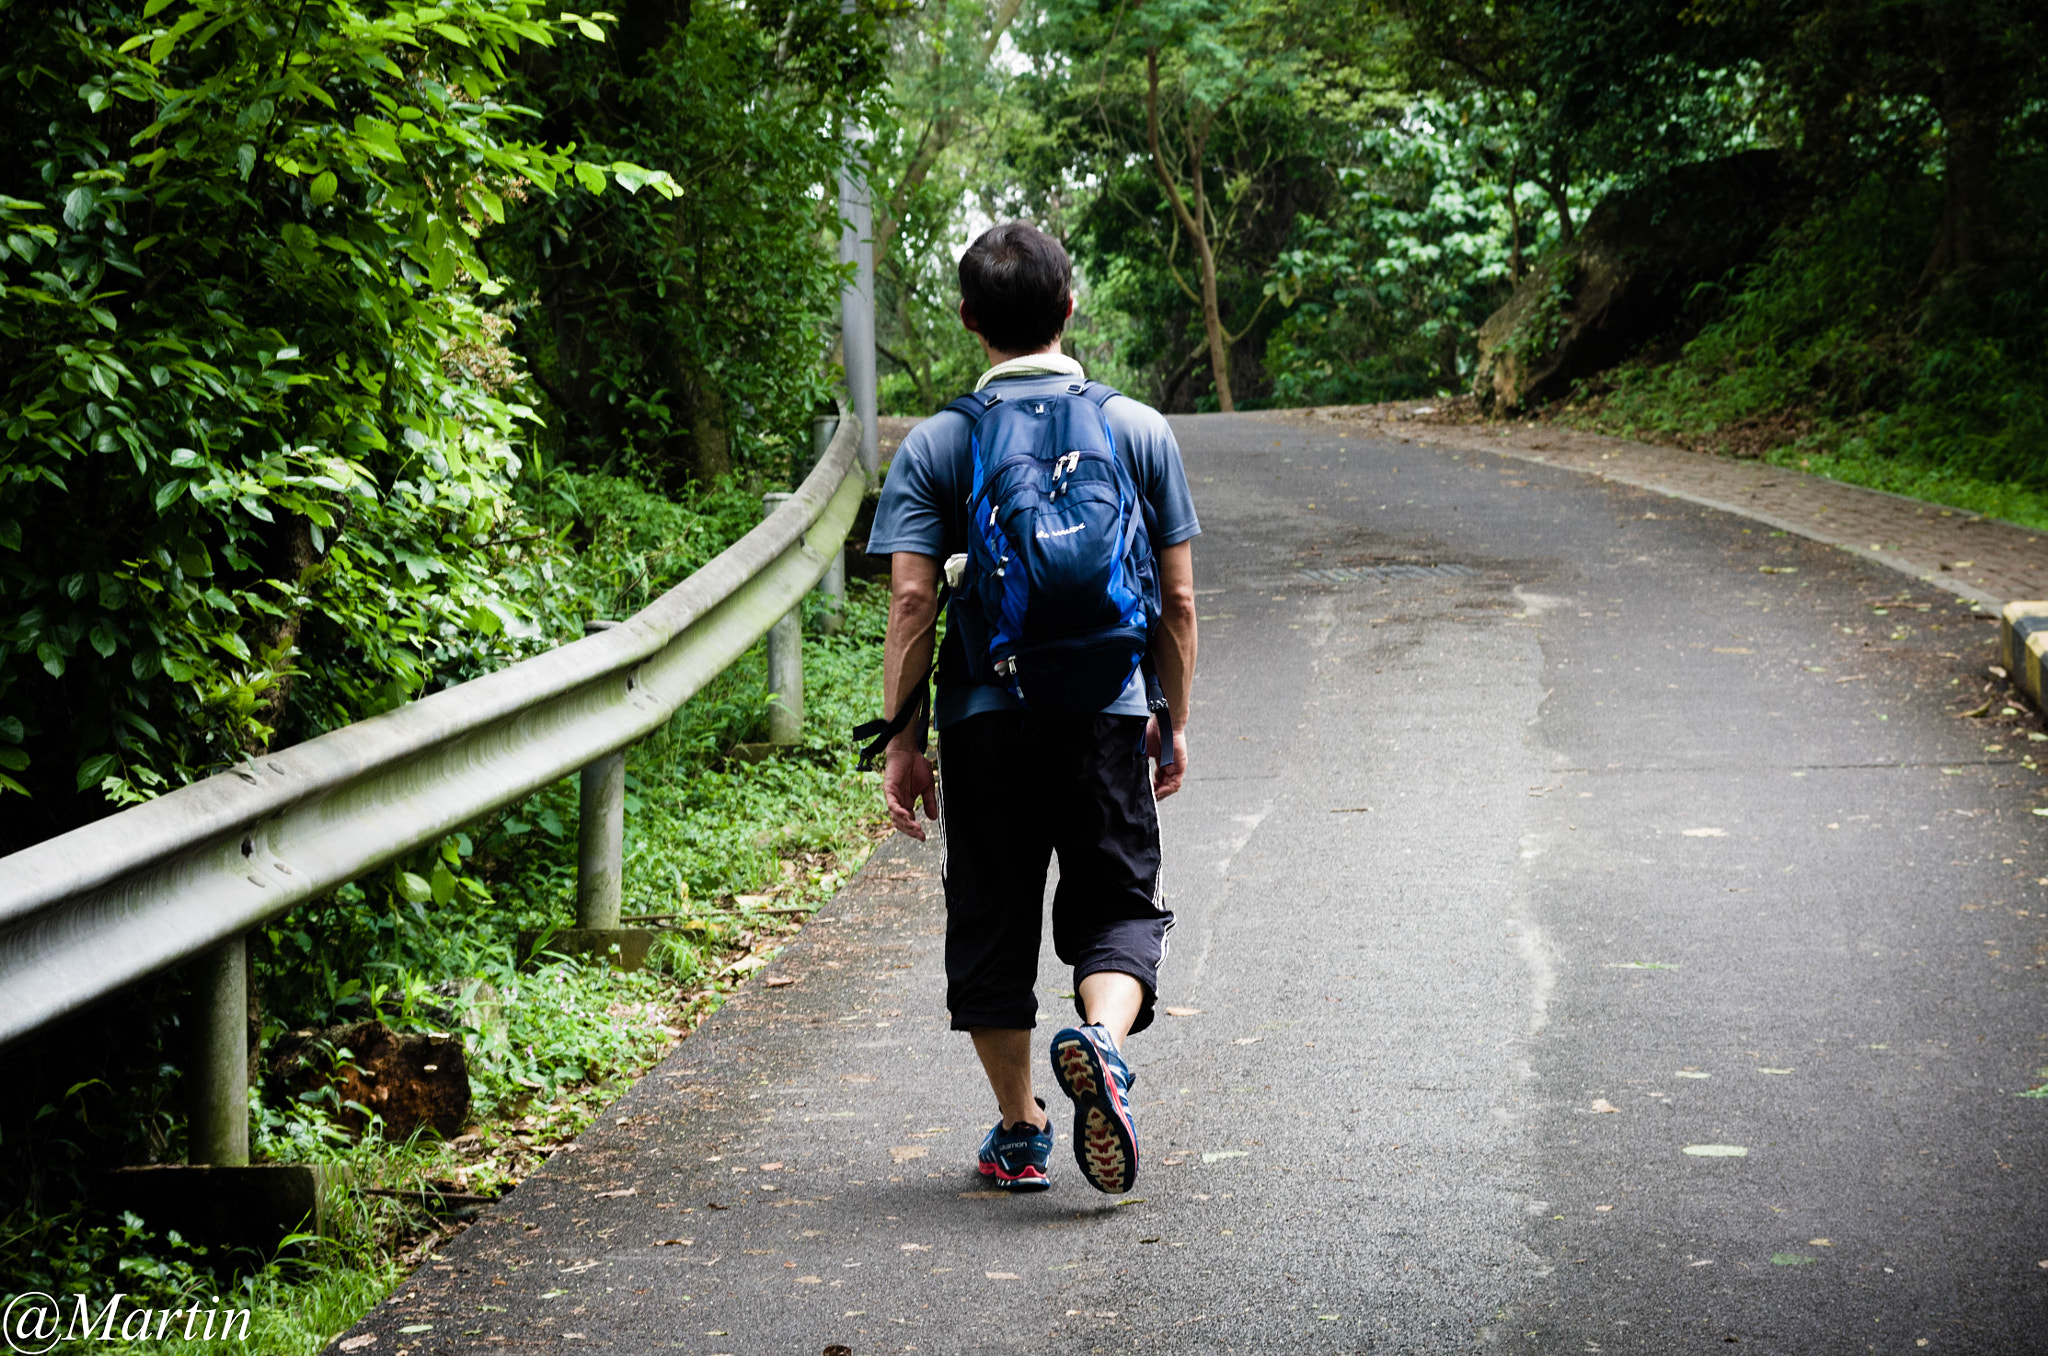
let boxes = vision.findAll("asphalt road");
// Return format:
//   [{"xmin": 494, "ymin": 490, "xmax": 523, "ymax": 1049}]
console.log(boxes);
[{"xmin": 340, "ymin": 412, "xmax": 2048, "ymax": 1355}]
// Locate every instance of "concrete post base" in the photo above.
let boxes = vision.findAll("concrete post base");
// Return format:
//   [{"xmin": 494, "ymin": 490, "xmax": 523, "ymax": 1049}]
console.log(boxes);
[
  {"xmin": 518, "ymin": 926, "xmax": 655, "ymax": 971},
  {"xmin": 103, "ymin": 1164, "xmax": 350, "ymax": 1252}
]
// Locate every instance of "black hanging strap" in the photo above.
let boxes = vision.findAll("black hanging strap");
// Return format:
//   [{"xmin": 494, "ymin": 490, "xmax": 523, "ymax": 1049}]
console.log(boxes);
[{"xmin": 853, "ymin": 582, "xmax": 950, "ymax": 771}]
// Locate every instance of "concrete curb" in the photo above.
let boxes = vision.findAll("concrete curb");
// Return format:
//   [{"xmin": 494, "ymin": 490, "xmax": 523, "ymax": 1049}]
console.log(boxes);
[{"xmin": 2001, "ymin": 601, "xmax": 2048, "ymax": 709}]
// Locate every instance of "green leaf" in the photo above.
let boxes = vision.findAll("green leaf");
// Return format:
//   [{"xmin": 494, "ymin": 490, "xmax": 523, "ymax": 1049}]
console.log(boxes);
[
  {"xmin": 153, "ymin": 478, "xmax": 186, "ymax": 511},
  {"xmin": 427, "ymin": 245, "xmax": 456, "ymax": 291},
  {"xmin": 430, "ymin": 862, "xmax": 457, "ymax": 906},
  {"xmin": 0, "ymin": 748, "xmax": 28, "ymax": 772},
  {"xmin": 0, "ymin": 716, "xmax": 23, "ymax": 743},
  {"xmin": 89, "ymin": 622, "xmax": 118, "ymax": 658},
  {"xmin": 310, "ymin": 170, "xmax": 338, "ymax": 206},
  {"xmin": 76, "ymin": 753, "xmax": 118, "ymax": 792},
  {"xmin": 397, "ymin": 871, "xmax": 434, "ymax": 904},
  {"xmin": 573, "ymin": 161, "xmax": 607, "ymax": 195}
]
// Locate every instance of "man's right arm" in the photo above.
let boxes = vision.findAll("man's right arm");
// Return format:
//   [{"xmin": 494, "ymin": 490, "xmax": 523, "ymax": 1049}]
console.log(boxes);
[
  {"xmin": 881, "ymin": 551, "xmax": 943, "ymax": 839},
  {"xmin": 1148, "ymin": 540, "xmax": 1197, "ymax": 798}
]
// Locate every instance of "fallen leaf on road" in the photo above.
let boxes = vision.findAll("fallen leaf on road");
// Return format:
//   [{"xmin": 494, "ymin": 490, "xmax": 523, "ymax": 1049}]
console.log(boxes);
[
  {"xmin": 706, "ymin": 1202, "xmax": 731, "ymax": 1210},
  {"xmin": 1758, "ymin": 566, "xmax": 1797, "ymax": 574},
  {"xmin": 766, "ymin": 976, "xmax": 796, "ymax": 988},
  {"xmin": 652, "ymin": 1238, "xmax": 694, "ymax": 1247},
  {"xmin": 1683, "ymin": 1145, "xmax": 1749, "ymax": 1157},
  {"xmin": 958, "ymin": 1189, "xmax": 1004, "ymax": 1199},
  {"xmin": 1232, "ymin": 1037, "xmax": 1261, "ymax": 1046},
  {"xmin": 889, "ymin": 1146, "xmax": 928, "ymax": 1163},
  {"xmin": 1608, "ymin": 961, "xmax": 1678, "ymax": 970},
  {"xmin": 794, "ymin": 1275, "xmax": 822, "ymax": 1284},
  {"xmin": 986, "ymin": 1271, "xmax": 1021, "ymax": 1280},
  {"xmin": 1590, "ymin": 1099, "xmax": 1620, "ymax": 1114},
  {"xmin": 759, "ymin": 1162, "xmax": 783, "ymax": 1170},
  {"xmin": 1713, "ymin": 647, "xmax": 1751, "ymax": 654},
  {"xmin": 1328, "ymin": 806, "xmax": 1373, "ymax": 813},
  {"xmin": 1770, "ymin": 1253, "xmax": 1816, "ymax": 1266},
  {"xmin": 1809, "ymin": 1238, "xmax": 1832, "ymax": 1246},
  {"xmin": 594, "ymin": 1188, "xmax": 637, "ymax": 1199},
  {"xmin": 1958, "ymin": 698, "xmax": 1995, "ymax": 718},
  {"xmin": 1757, "ymin": 1067, "xmax": 1795, "ymax": 1075},
  {"xmin": 1163, "ymin": 1006, "xmax": 1204, "ymax": 1017},
  {"xmin": 1682, "ymin": 828, "xmax": 1728, "ymax": 838},
  {"xmin": 1595, "ymin": 1204, "xmax": 1613, "ymax": 1212},
  {"xmin": 339, "ymin": 1338, "xmax": 376, "ymax": 1352},
  {"xmin": 899, "ymin": 1243, "xmax": 931, "ymax": 1252},
  {"xmin": 1202, "ymin": 1150, "xmax": 1249, "ymax": 1163},
  {"xmin": 1676, "ymin": 1071, "xmax": 1711, "ymax": 1078}
]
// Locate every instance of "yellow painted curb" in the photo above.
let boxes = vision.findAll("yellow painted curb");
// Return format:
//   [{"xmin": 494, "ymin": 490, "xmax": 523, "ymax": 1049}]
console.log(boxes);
[{"xmin": 1999, "ymin": 601, "xmax": 2048, "ymax": 708}]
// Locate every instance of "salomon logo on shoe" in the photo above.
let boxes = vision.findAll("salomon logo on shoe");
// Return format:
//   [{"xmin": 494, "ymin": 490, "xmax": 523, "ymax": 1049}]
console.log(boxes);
[{"xmin": 977, "ymin": 1098, "xmax": 1053, "ymax": 1192}]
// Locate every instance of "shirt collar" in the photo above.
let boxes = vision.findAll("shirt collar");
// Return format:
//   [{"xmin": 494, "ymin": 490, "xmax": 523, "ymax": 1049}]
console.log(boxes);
[{"xmin": 972, "ymin": 351, "xmax": 1085, "ymax": 391}]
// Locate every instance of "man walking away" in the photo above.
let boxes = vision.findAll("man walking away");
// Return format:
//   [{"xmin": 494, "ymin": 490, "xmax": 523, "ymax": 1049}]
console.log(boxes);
[{"xmin": 863, "ymin": 222, "xmax": 1199, "ymax": 1195}]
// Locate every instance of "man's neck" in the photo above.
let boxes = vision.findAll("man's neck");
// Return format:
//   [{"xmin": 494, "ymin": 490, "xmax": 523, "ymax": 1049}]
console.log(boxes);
[{"xmin": 980, "ymin": 341, "xmax": 1064, "ymax": 366}]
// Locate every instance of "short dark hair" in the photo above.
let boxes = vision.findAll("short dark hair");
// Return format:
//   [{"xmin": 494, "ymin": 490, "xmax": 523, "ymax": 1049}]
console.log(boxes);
[{"xmin": 957, "ymin": 222, "xmax": 1072, "ymax": 354}]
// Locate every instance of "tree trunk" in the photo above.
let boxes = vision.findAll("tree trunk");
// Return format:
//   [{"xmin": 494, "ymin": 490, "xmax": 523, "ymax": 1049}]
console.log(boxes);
[
  {"xmin": 1145, "ymin": 50, "xmax": 1234, "ymax": 413},
  {"xmin": 676, "ymin": 354, "xmax": 733, "ymax": 482},
  {"xmin": 1535, "ymin": 171, "xmax": 1574, "ymax": 245},
  {"xmin": 1921, "ymin": 3, "xmax": 2002, "ymax": 282}
]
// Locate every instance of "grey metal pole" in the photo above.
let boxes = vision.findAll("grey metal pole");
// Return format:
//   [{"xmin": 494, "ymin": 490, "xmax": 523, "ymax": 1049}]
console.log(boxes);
[
  {"xmin": 576, "ymin": 620, "xmax": 625, "ymax": 931},
  {"xmin": 811, "ymin": 412, "xmax": 839, "ymax": 469},
  {"xmin": 762, "ymin": 492, "xmax": 804, "ymax": 742},
  {"xmin": 189, "ymin": 935, "xmax": 249, "ymax": 1166},
  {"xmin": 837, "ymin": 162, "xmax": 878, "ymax": 482}
]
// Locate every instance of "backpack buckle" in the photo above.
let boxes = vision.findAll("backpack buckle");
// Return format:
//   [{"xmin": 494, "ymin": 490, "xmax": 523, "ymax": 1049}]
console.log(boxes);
[{"xmin": 994, "ymin": 655, "xmax": 1018, "ymax": 679}]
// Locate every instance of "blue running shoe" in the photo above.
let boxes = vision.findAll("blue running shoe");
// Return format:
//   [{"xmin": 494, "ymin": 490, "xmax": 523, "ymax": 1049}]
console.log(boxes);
[
  {"xmin": 1050, "ymin": 1024, "xmax": 1139, "ymax": 1194},
  {"xmin": 977, "ymin": 1097, "xmax": 1053, "ymax": 1192}
]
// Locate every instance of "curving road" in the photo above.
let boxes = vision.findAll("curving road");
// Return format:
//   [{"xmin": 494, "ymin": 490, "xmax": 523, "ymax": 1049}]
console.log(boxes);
[{"xmin": 338, "ymin": 412, "xmax": 2048, "ymax": 1355}]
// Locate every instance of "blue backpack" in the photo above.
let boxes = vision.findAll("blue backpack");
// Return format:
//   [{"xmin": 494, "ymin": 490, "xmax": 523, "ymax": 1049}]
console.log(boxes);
[
  {"xmin": 946, "ymin": 381, "xmax": 1159, "ymax": 714},
  {"xmin": 853, "ymin": 380, "xmax": 1161, "ymax": 769}
]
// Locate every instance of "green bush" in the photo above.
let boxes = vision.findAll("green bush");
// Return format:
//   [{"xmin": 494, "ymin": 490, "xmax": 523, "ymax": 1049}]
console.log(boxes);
[{"xmin": 1568, "ymin": 173, "xmax": 2048, "ymax": 527}]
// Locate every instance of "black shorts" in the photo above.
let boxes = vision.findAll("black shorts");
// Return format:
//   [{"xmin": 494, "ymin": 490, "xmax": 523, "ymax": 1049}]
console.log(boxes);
[{"xmin": 935, "ymin": 711, "xmax": 1173, "ymax": 1035}]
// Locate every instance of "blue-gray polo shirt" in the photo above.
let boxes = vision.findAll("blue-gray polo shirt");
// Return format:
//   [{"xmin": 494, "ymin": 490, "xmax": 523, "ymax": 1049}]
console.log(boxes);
[{"xmin": 865, "ymin": 375, "xmax": 1201, "ymax": 728}]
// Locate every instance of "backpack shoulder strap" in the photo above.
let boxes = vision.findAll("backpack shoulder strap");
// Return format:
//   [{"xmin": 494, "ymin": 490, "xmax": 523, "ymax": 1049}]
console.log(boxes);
[
  {"xmin": 1073, "ymin": 380, "xmax": 1120, "ymax": 408},
  {"xmin": 944, "ymin": 390, "xmax": 1000, "ymax": 423}
]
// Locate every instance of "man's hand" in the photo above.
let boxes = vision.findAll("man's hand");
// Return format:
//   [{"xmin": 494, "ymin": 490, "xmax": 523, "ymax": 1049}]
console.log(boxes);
[
  {"xmin": 1145, "ymin": 716, "xmax": 1189, "ymax": 799},
  {"xmin": 884, "ymin": 747, "xmax": 938, "ymax": 840}
]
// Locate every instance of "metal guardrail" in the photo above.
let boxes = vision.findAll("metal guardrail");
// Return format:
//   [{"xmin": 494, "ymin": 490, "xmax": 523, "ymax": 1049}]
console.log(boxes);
[{"xmin": 0, "ymin": 409, "xmax": 866, "ymax": 1062}]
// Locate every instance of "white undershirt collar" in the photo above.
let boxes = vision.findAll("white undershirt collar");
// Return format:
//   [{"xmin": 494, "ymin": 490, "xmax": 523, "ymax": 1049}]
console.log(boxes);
[{"xmin": 972, "ymin": 351, "xmax": 1085, "ymax": 391}]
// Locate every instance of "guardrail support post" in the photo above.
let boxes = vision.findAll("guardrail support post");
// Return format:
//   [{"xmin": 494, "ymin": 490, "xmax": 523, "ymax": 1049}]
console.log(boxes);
[
  {"xmin": 807, "ymin": 419, "xmax": 846, "ymax": 634},
  {"xmin": 763, "ymin": 493, "xmax": 804, "ymax": 743},
  {"xmin": 576, "ymin": 749, "xmax": 625, "ymax": 931},
  {"xmin": 105, "ymin": 934, "xmax": 341, "ymax": 1252},
  {"xmin": 523, "ymin": 619, "xmax": 654, "ymax": 971},
  {"xmin": 190, "ymin": 933, "xmax": 250, "ymax": 1167}
]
